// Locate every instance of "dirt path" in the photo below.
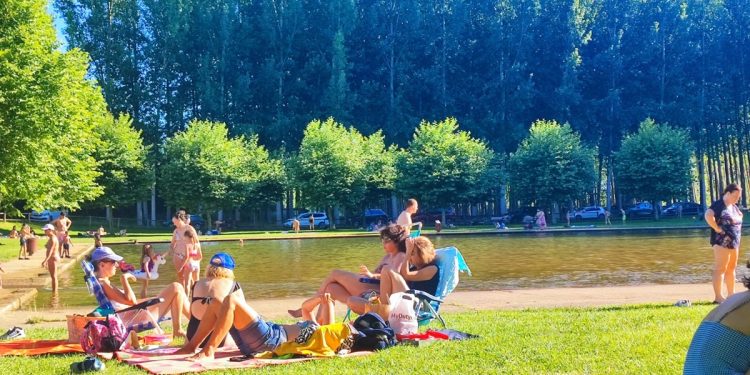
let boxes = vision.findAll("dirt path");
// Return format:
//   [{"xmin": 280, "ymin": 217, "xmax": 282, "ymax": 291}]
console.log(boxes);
[{"xmin": 0, "ymin": 283, "xmax": 714, "ymax": 332}]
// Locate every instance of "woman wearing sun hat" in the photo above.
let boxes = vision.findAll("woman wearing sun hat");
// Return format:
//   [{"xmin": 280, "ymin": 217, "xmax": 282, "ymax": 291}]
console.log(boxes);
[
  {"xmin": 90, "ymin": 246, "xmax": 190, "ymax": 337},
  {"xmin": 41, "ymin": 224, "xmax": 60, "ymax": 292}
]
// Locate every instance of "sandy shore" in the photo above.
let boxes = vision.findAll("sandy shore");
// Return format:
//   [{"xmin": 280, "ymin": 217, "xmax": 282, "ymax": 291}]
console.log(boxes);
[{"xmin": 0, "ymin": 283, "xmax": 714, "ymax": 331}]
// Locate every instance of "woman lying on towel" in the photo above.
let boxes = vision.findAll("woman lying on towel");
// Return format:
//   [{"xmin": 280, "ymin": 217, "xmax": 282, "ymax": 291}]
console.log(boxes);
[
  {"xmin": 347, "ymin": 236, "xmax": 439, "ymax": 317},
  {"xmin": 176, "ymin": 252, "xmax": 338, "ymax": 360},
  {"xmin": 684, "ymin": 262, "xmax": 750, "ymax": 374},
  {"xmin": 288, "ymin": 224, "xmax": 408, "ymax": 320},
  {"xmin": 91, "ymin": 246, "xmax": 190, "ymax": 337}
]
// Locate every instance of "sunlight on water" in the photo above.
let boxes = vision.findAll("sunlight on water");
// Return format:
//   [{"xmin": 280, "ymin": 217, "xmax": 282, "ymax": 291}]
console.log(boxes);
[{"xmin": 30, "ymin": 229, "xmax": 734, "ymax": 309}]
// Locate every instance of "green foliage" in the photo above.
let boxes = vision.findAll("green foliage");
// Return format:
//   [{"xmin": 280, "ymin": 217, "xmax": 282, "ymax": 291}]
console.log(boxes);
[
  {"xmin": 508, "ymin": 120, "xmax": 596, "ymax": 208},
  {"xmin": 93, "ymin": 114, "xmax": 153, "ymax": 208},
  {"xmin": 615, "ymin": 118, "xmax": 693, "ymax": 204},
  {"xmin": 292, "ymin": 118, "xmax": 395, "ymax": 216},
  {"xmin": 0, "ymin": 0, "xmax": 106, "ymax": 211},
  {"xmin": 395, "ymin": 118, "xmax": 494, "ymax": 209},
  {"xmin": 159, "ymin": 120, "xmax": 283, "ymax": 214}
]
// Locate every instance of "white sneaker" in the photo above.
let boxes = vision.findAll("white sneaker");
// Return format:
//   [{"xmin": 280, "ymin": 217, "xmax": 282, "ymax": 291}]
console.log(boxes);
[{"xmin": 0, "ymin": 326, "xmax": 25, "ymax": 340}]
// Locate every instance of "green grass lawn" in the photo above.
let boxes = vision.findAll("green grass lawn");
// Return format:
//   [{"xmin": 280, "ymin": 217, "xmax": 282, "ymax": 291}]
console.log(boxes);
[{"xmin": 0, "ymin": 303, "xmax": 708, "ymax": 374}]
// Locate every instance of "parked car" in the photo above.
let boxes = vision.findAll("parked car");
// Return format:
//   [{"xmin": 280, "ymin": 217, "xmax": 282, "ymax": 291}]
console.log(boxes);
[
  {"xmin": 30, "ymin": 210, "xmax": 62, "ymax": 222},
  {"xmin": 663, "ymin": 202, "xmax": 702, "ymax": 216},
  {"xmin": 283, "ymin": 212, "xmax": 330, "ymax": 229},
  {"xmin": 627, "ymin": 202, "xmax": 654, "ymax": 217},
  {"xmin": 569, "ymin": 206, "xmax": 606, "ymax": 220}
]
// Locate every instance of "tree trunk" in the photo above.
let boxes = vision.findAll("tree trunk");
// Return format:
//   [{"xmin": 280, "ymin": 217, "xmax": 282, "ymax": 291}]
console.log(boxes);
[
  {"xmin": 136, "ymin": 201, "xmax": 142, "ymax": 227},
  {"xmin": 697, "ymin": 139, "xmax": 707, "ymax": 210},
  {"xmin": 151, "ymin": 183, "xmax": 156, "ymax": 227}
]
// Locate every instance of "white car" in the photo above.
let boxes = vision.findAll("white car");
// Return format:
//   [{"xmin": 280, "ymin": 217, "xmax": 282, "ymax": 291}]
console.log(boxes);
[
  {"xmin": 30, "ymin": 210, "xmax": 62, "ymax": 222},
  {"xmin": 283, "ymin": 212, "xmax": 330, "ymax": 229},
  {"xmin": 569, "ymin": 206, "xmax": 606, "ymax": 220}
]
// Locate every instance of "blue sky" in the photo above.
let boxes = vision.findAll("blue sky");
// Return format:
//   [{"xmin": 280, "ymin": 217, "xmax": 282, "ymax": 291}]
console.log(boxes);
[{"xmin": 47, "ymin": 1, "xmax": 68, "ymax": 50}]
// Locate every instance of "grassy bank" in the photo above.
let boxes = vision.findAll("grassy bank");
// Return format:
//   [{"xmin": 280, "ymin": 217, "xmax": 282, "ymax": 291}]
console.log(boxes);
[{"xmin": 0, "ymin": 303, "xmax": 707, "ymax": 374}]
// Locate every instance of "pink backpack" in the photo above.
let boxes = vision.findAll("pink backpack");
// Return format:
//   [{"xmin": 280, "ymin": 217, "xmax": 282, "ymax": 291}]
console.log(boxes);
[{"xmin": 80, "ymin": 315, "xmax": 127, "ymax": 354}]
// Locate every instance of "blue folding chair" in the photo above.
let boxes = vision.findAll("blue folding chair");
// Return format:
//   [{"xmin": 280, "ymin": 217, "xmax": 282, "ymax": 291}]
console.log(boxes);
[
  {"xmin": 343, "ymin": 246, "xmax": 471, "ymax": 327},
  {"xmin": 82, "ymin": 260, "xmax": 170, "ymax": 334},
  {"xmin": 406, "ymin": 246, "xmax": 471, "ymax": 327}
]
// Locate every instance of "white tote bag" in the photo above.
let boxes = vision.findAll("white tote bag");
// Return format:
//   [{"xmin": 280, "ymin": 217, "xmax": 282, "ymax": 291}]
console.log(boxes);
[{"xmin": 388, "ymin": 292, "xmax": 418, "ymax": 335}]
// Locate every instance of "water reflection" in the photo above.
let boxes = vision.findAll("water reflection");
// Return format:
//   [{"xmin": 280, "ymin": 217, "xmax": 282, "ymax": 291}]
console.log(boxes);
[{"xmin": 30, "ymin": 229, "xmax": 735, "ymax": 309}]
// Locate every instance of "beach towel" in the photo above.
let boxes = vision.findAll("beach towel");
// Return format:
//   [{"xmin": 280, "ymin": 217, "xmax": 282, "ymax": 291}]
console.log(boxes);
[
  {"xmin": 108, "ymin": 347, "xmax": 371, "ymax": 374},
  {"xmin": 0, "ymin": 339, "xmax": 84, "ymax": 356}
]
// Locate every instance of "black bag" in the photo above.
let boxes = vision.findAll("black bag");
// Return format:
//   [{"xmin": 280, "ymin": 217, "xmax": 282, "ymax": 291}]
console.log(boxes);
[{"xmin": 350, "ymin": 312, "xmax": 396, "ymax": 352}]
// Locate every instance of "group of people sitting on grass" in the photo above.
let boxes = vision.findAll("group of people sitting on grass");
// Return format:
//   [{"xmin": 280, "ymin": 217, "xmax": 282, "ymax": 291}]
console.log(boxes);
[{"xmin": 90, "ymin": 207, "xmax": 438, "ymax": 359}]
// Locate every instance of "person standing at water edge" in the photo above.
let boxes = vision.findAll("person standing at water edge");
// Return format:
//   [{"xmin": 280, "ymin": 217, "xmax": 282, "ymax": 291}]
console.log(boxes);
[
  {"xmin": 292, "ymin": 218, "xmax": 300, "ymax": 234},
  {"xmin": 53, "ymin": 212, "xmax": 72, "ymax": 257},
  {"xmin": 41, "ymin": 224, "xmax": 60, "ymax": 292},
  {"xmin": 397, "ymin": 198, "xmax": 422, "ymax": 234},
  {"xmin": 308, "ymin": 214, "xmax": 315, "ymax": 230},
  {"xmin": 535, "ymin": 209, "xmax": 547, "ymax": 230},
  {"xmin": 705, "ymin": 183, "xmax": 743, "ymax": 304}
]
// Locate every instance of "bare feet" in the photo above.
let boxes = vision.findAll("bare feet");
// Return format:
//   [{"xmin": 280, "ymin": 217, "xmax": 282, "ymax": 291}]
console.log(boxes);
[
  {"xmin": 288, "ymin": 308, "xmax": 303, "ymax": 318},
  {"xmin": 173, "ymin": 346, "xmax": 196, "ymax": 355},
  {"xmin": 187, "ymin": 351, "xmax": 214, "ymax": 361}
]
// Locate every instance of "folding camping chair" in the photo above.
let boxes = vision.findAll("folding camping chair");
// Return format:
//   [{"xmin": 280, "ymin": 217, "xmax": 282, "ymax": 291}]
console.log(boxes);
[
  {"xmin": 406, "ymin": 246, "xmax": 471, "ymax": 327},
  {"xmin": 343, "ymin": 246, "xmax": 471, "ymax": 327},
  {"xmin": 81, "ymin": 260, "xmax": 170, "ymax": 334}
]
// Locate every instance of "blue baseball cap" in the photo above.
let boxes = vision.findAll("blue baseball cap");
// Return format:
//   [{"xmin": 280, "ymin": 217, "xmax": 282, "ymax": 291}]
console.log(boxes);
[
  {"xmin": 209, "ymin": 252, "xmax": 235, "ymax": 270},
  {"xmin": 91, "ymin": 246, "xmax": 123, "ymax": 262}
]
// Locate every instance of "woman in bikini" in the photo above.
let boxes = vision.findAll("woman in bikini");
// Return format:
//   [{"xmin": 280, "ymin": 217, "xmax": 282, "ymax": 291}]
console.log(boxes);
[
  {"xmin": 91, "ymin": 246, "xmax": 189, "ymax": 337},
  {"xmin": 288, "ymin": 224, "xmax": 408, "ymax": 319},
  {"xmin": 168, "ymin": 213, "xmax": 190, "ymax": 278},
  {"xmin": 176, "ymin": 253, "xmax": 323, "ymax": 360},
  {"xmin": 41, "ymin": 224, "xmax": 60, "ymax": 292},
  {"xmin": 347, "ymin": 236, "xmax": 439, "ymax": 317}
]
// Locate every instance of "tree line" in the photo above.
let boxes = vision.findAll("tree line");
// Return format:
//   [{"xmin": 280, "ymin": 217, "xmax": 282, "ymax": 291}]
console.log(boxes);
[{"xmin": 1, "ymin": 0, "xmax": 747, "ymax": 224}]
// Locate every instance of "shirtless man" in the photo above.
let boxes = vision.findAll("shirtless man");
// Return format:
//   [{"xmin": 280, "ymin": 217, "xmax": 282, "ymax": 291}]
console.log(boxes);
[
  {"xmin": 396, "ymin": 198, "xmax": 422, "ymax": 235},
  {"xmin": 53, "ymin": 212, "xmax": 72, "ymax": 257},
  {"xmin": 41, "ymin": 224, "xmax": 60, "ymax": 292}
]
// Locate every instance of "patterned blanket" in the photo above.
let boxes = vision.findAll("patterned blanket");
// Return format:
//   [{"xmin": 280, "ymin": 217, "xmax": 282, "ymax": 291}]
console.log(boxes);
[{"xmin": 107, "ymin": 347, "xmax": 370, "ymax": 374}]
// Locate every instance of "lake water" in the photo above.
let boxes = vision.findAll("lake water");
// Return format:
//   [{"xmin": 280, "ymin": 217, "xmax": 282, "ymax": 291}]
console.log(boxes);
[{"xmin": 30, "ymin": 229, "xmax": 731, "ymax": 309}]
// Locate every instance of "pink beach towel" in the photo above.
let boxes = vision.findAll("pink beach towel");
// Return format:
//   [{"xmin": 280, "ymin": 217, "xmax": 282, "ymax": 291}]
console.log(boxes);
[{"xmin": 108, "ymin": 347, "xmax": 370, "ymax": 375}]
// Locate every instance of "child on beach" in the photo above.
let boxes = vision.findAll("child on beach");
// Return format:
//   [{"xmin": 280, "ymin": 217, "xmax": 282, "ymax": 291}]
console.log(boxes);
[
  {"xmin": 140, "ymin": 244, "xmax": 157, "ymax": 298},
  {"xmin": 17, "ymin": 224, "xmax": 31, "ymax": 260},
  {"xmin": 61, "ymin": 231, "xmax": 72, "ymax": 258}
]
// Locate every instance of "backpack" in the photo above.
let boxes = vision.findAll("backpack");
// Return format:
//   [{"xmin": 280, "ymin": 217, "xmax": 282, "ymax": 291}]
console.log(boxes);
[
  {"xmin": 80, "ymin": 315, "xmax": 127, "ymax": 354},
  {"xmin": 350, "ymin": 312, "xmax": 396, "ymax": 352}
]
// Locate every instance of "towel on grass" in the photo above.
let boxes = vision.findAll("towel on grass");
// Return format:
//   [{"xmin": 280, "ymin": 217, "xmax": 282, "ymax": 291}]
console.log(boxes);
[
  {"xmin": 108, "ymin": 347, "xmax": 370, "ymax": 375},
  {"xmin": 0, "ymin": 339, "xmax": 84, "ymax": 356}
]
